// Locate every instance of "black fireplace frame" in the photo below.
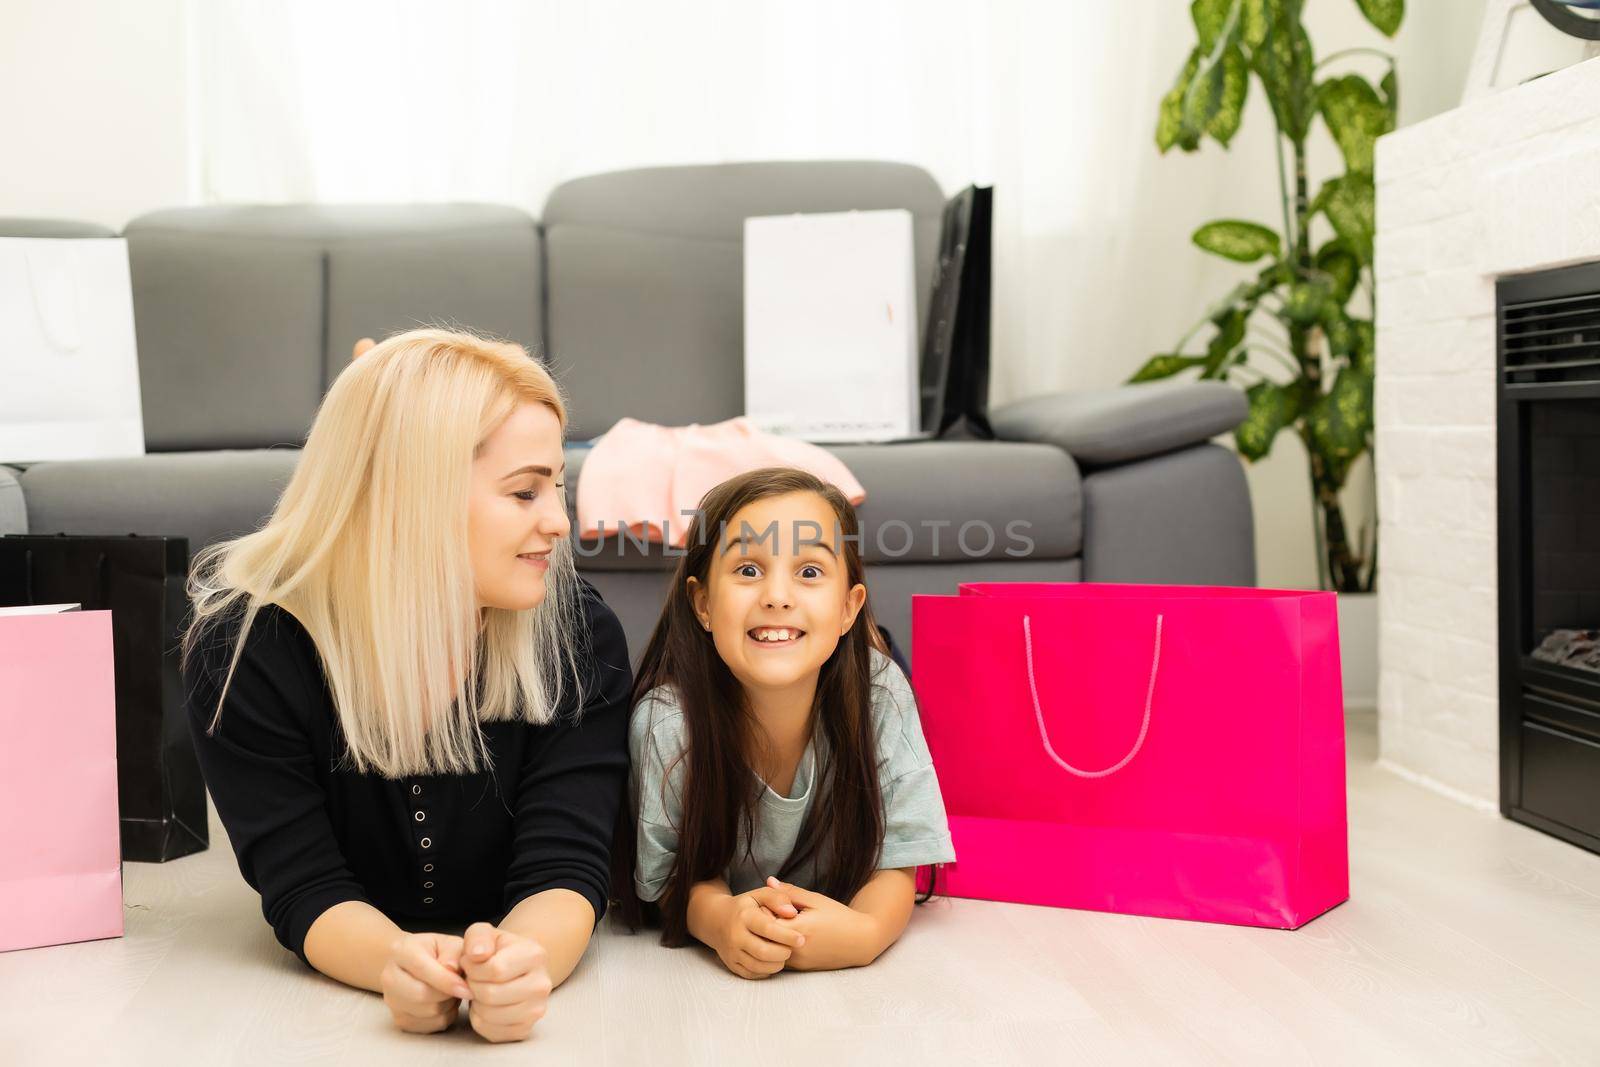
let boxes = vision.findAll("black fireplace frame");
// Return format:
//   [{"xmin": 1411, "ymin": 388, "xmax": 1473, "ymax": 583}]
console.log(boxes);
[{"xmin": 1497, "ymin": 260, "xmax": 1600, "ymax": 854}]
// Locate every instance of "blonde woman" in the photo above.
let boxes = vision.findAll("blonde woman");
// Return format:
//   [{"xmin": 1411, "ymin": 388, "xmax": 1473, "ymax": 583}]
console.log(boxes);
[{"xmin": 182, "ymin": 328, "xmax": 631, "ymax": 1044}]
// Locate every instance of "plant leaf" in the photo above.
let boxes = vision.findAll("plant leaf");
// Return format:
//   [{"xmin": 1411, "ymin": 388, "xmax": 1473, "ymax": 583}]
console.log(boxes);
[
  {"xmin": 1241, "ymin": 0, "xmax": 1268, "ymax": 48},
  {"xmin": 1203, "ymin": 307, "xmax": 1251, "ymax": 378},
  {"xmin": 1322, "ymin": 305, "xmax": 1355, "ymax": 361},
  {"xmin": 1184, "ymin": 48, "xmax": 1231, "ymax": 140},
  {"xmin": 1317, "ymin": 75, "xmax": 1390, "ymax": 173},
  {"xmin": 1319, "ymin": 173, "xmax": 1375, "ymax": 264},
  {"xmin": 1351, "ymin": 317, "xmax": 1375, "ymax": 375},
  {"xmin": 1319, "ymin": 307, "xmax": 1376, "ymax": 382},
  {"xmin": 1172, "ymin": 3, "xmax": 1249, "ymax": 151},
  {"xmin": 1354, "ymin": 0, "xmax": 1403, "ymax": 37},
  {"xmin": 1193, "ymin": 219, "xmax": 1281, "ymax": 262},
  {"xmin": 1192, "ymin": 0, "xmax": 1235, "ymax": 52},
  {"xmin": 1131, "ymin": 353, "xmax": 1208, "ymax": 383},
  {"xmin": 1314, "ymin": 239, "xmax": 1360, "ymax": 305},
  {"xmin": 1306, "ymin": 364, "xmax": 1374, "ymax": 483},
  {"xmin": 1208, "ymin": 46, "xmax": 1250, "ymax": 145},
  {"xmin": 1380, "ymin": 66, "xmax": 1399, "ymax": 126},
  {"xmin": 1251, "ymin": 6, "xmax": 1315, "ymax": 140},
  {"xmin": 1235, "ymin": 381, "xmax": 1299, "ymax": 461},
  {"xmin": 1284, "ymin": 278, "xmax": 1335, "ymax": 325},
  {"xmin": 1157, "ymin": 49, "xmax": 1203, "ymax": 152}
]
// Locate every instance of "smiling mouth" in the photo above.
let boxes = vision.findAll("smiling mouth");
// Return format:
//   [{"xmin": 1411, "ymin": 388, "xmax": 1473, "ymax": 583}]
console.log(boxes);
[
  {"xmin": 517, "ymin": 551, "xmax": 551, "ymax": 567},
  {"xmin": 747, "ymin": 626, "xmax": 805, "ymax": 646}
]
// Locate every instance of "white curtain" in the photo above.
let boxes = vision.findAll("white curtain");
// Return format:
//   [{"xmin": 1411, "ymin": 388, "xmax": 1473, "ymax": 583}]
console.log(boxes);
[
  {"xmin": 190, "ymin": 0, "xmax": 1217, "ymax": 407},
  {"xmin": 193, "ymin": 1, "xmax": 992, "ymax": 212}
]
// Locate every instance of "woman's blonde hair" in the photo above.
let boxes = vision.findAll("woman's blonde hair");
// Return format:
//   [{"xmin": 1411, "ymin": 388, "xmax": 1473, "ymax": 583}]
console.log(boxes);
[{"xmin": 182, "ymin": 327, "xmax": 588, "ymax": 779}]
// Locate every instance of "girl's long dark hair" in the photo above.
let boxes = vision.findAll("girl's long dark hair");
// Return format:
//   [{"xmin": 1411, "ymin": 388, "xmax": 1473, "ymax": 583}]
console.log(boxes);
[{"xmin": 610, "ymin": 468, "xmax": 892, "ymax": 946}]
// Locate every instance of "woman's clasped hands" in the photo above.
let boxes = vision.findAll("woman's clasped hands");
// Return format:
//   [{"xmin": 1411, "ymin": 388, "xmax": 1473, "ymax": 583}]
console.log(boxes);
[{"xmin": 380, "ymin": 923, "xmax": 553, "ymax": 1042}]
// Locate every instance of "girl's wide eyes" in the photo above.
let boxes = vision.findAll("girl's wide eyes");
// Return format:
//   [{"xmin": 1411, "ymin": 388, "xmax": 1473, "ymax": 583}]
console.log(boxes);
[{"xmin": 733, "ymin": 563, "xmax": 825, "ymax": 579}]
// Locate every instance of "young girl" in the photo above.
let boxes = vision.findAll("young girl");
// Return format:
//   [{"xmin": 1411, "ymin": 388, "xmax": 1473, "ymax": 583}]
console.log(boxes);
[{"xmin": 612, "ymin": 467, "xmax": 955, "ymax": 978}]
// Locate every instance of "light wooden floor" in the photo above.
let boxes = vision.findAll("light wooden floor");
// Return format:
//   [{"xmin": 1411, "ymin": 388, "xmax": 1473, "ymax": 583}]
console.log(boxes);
[{"xmin": 5, "ymin": 714, "xmax": 1599, "ymax": 1066}]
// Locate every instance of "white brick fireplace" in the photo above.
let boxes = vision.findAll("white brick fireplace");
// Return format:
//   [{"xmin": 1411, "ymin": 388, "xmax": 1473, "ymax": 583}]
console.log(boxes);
[{"xmin": 1375, "ymin": 56, "xmax": 1600, "ymax": 806}]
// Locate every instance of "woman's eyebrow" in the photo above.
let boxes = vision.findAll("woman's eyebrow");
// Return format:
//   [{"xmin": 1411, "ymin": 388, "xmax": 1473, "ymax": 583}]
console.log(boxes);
[{"xmin": 500, "ymin": 464, "xmax": 565, "ymax": 481}]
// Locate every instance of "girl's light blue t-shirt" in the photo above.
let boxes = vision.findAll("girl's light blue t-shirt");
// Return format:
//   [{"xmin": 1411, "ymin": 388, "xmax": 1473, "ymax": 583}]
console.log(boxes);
[{"xmin": 629, "ymin": 648, "xmax": 957, "ymax": 901}]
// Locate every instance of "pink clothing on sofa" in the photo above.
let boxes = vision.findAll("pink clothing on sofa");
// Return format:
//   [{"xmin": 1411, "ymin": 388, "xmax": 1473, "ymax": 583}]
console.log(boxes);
[{"xmin": 576, "ymin": 416, "xmax": 867, "ymax": 548}]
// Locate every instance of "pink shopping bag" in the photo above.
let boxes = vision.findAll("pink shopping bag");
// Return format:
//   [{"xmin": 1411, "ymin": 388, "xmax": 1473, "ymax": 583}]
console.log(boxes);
[
  {"xmin": 0, "ymin": 605, "xmax": 123, "ymax": 952},
  {"xmin": 912, "ymin": 582, "xmax": 1347, "ymax": 929}
]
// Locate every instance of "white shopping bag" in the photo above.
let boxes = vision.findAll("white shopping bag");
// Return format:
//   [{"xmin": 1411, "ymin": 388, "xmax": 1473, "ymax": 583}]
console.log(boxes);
[
  {"xmin": 743, "ymin": 209, "xmax": 919, "ymax": 443},
  {"xmin": 0, "ymin": 237, "xmax": 145, "ymax": 462}
]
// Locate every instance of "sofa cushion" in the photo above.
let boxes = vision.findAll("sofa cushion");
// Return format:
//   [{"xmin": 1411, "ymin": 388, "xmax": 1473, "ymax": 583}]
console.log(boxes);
[
  {"xmin": 542, "ymin": 162, "xmax": 947, "ymax": 440},
  {"xmin": 319, "ymin": 208, "xmax": 543, "ymax": 385},
  {"xmin": 16, "ymin": 450, "xmax": 299, "ymax": 554},
  {"xmin": 569, "ymin": 439, "xmax": 1081, "ymax": 570},
  {"xmin": 990, "ymin": 380, "xmax": 1248, "ymax": 468},
  {"xmin": 123, "ymin": 215, "xmax": 325, "ymax": 452},
  {"xmin": 123, "ymin": 205, "xmax": 543, "ymax": 452}
]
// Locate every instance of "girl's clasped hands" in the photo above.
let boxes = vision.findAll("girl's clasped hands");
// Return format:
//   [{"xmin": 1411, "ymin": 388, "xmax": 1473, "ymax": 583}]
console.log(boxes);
[{"xmin": 717, "ymin": 876, "xmax": 897, "ymax": 979}]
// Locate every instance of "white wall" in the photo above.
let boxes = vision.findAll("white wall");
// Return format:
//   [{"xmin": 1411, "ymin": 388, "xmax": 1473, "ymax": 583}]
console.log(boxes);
[{"xmin": 0, "ymin": 0, "xmax": 192, "ymax": 228}]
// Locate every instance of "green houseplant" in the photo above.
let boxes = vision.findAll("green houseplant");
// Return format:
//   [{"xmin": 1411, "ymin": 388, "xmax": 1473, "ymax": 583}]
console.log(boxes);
[{"xmin": 1132, "ymin": 0, "xmax": 1402, "ymax": 592}]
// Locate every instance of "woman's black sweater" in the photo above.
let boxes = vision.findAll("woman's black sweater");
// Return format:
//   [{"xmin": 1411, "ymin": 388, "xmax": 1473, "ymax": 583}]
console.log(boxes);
[{"xmin": 182, "ymin": 578, "xmax": 632, "ymax": 966}]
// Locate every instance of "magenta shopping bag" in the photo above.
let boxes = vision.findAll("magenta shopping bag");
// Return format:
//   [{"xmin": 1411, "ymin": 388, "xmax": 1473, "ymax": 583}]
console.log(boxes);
[
  {"xmin": 0, "ymin": 605, "xmax": 123, "ymax": 952},
  {"xmin": 912, "ymin": 582, "xmax": 1347, "ymax": 929}
]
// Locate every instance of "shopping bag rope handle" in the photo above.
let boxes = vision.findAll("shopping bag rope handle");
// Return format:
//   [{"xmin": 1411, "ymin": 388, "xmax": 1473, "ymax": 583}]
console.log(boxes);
[{"xmin": 1022, "ymin": 612, "xmax": 1164, "ymax": 779}]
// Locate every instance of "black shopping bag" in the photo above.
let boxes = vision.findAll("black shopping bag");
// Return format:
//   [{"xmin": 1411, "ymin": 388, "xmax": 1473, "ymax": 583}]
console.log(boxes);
[
  {"xmin": 920, "ymin": 184, "xmax": 994, "ymax": 440},
  {"xmin": 0, "ymin": 533, "xmax": 206, "ymax": 863}
]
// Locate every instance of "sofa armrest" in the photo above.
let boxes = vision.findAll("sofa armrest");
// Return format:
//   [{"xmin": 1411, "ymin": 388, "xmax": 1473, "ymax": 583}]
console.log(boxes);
[
  {"xmin": 0, "ymin": 465, "xmax": 26, "ymax": 535},
  {"xmin": 990, "ymin": 380, "xmax": 1247, "ymax": 468}
]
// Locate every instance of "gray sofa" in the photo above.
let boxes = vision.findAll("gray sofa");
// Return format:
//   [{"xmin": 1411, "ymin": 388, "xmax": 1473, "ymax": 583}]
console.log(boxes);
[{"xmin": 1, "ymin": 161, "xmax": 1254, "ymax": 663}]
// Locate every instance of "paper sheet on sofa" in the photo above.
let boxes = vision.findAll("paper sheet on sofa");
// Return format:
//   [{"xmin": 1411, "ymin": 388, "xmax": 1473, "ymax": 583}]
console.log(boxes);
[{"xmin": 743, "ymin": 209, "xmax": 919, "ymax": 443}]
